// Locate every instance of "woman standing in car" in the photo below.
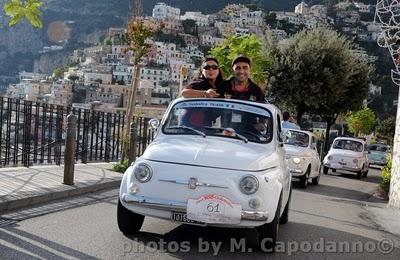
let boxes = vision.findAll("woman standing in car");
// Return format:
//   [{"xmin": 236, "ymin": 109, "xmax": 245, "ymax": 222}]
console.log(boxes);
[{"xmin": 181, "ymin": 57, "xmax": 224, "ymax": 98}]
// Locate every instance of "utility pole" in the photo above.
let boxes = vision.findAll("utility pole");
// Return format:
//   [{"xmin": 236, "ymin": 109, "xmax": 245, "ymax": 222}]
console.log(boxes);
[{"xmin": 375, "ymin": 0, "xmax": 400, "ymax": 209}]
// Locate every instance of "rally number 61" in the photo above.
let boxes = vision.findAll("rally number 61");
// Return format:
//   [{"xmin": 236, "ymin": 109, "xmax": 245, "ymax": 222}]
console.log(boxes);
[{"xmin": 206, "ymin": 202, "xmax": 221, "ymax": 213}]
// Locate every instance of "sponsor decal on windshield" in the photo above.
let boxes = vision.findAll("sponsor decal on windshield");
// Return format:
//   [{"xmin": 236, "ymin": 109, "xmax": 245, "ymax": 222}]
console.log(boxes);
[{"xmin": 175, "ymin": 100, "xmax": 270, "ymax": 117}]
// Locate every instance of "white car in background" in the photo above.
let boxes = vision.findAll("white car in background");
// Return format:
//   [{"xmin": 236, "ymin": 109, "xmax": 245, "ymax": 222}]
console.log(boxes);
[
  {"xmin": 283, "ymin": 129, "xmax": 321, "ymax": 188},
  {"xmin": 323, "ymin": 137, "xmax": 369, "ymax": 179},
  {"xmin": 117, "ymin": 98, "xmax": 292, "ymax": 251}
]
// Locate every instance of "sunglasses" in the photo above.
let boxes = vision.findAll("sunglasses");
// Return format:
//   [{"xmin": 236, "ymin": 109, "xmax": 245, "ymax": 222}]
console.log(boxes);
[{"xmin": 203, "ymin": 65, "xmax": 218, "ymax": 70}]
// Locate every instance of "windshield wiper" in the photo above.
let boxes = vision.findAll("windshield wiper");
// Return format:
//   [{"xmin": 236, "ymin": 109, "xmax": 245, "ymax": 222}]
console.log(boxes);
[{"xmin": 168, "ymin": 126, "xmax": 206, "ymax": 137}]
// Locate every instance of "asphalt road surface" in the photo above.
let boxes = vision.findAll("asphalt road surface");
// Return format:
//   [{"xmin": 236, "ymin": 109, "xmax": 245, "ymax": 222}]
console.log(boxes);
[{"xmin": 1, "ymin": 167, "xmax": 399, "ymax": 259}]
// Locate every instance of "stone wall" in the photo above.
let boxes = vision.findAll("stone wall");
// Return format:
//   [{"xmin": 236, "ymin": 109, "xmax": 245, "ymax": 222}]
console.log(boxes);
[{"xmin": 389, "ymin": 90, "xmax": 400, "ymax": 208}]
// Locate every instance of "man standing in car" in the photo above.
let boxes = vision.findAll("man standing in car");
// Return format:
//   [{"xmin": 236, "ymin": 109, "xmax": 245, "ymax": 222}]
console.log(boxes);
[{"xmin": 222, "ymin": 56, "xmax": 265, "ymax": 102}]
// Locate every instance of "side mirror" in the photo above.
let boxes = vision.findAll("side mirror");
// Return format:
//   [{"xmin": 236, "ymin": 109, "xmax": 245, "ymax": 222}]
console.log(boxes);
[{"xmin": 148, "ymin": 118, "xmax": 160, "ymax": 130}]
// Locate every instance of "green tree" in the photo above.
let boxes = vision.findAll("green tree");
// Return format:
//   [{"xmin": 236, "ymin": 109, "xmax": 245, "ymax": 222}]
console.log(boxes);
[
  {"xmin": 3, "ymin": 0, "xmax": 43, "ymax": 28},
  {"xmin": 182, "ymin": 19, "xmax": 198, "ymax": 36},
  {"xmin": 347, "ymin": 108, "xmax": 376, "ymax": 137},
  {"xmin": 268, "ymin": 27, "xmax": 371, "ymax": 154},
  {"xmin": 376, "ymin": 116, "xmax": 396, "ymax": 144},
  {"xmin": 68, "ymin": 75, "xmax": 79, "ymax": 82},
  {"xmin": 103, "ymin": 36, "xmax": 112, "ymax": 46},
  {"xmin": 264, "ymin": 12, "xmax": 277, "ymax": 27},
  {"xmin": 210, "ymin": 35, "xmax": 272, "ymax": 86},
  {"xmin": 52, "ymin": 67, "xmax": 64, "ymax": 79}
]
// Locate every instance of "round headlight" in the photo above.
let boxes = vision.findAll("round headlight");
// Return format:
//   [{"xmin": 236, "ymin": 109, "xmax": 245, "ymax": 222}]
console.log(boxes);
[
  {"xmin": 353, "ymin": 158, "xmax": 358, "ymax": 164},
  {"xmin": 239, "ymin": 175, "xmax": 259, "ymax": 195},
  {"xmin": 327, "ymin": 156, "xmax": 332, "ymax": 160},
  {"xmin": 293, "ymin": 157, "xmax": 301, "ymax": 164},
  {"xmin": 134, "ymin": 163, "xmax": 153, "ymax": 183}
]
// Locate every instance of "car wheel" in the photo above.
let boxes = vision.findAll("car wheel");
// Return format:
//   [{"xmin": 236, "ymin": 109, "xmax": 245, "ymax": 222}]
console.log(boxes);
[
  {"xmin": 363, "ymin": 168, "xmax": 369, "ymax": 178},
  {"xmin": 117, "ymin": 199, "xmax": 145, "ymax": 235},
  {"xmin": 280, "ymin": 187, "xmax": 291, "ymax": 225},
  {"xmin": 299, "ymin": 167, "xmax": 310, "ymax": 189},
  {"xmin": 312, "ymin": 174, "xmax": 320, "ymax": 185},
  {"xmin": 256, "ymin": 197, "xmax": 281, "ymax": 252},
  {"xmin": 356, "ymin": 170, "xmax": 362, "ymax": 179},
  {"xmin": 323, "ymin": 166, "xmax": 329, "ymax": 174},
  {"xmin": 332, "ymin": 169, "xmax": 336, "ymax": 173}
]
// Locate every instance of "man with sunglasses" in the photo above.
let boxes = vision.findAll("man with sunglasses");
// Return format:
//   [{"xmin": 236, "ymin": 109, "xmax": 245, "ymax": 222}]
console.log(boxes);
[
  {"xmin": 181, "ymin": 57, "xmax": 225, "ymax": 98},
  {"xmin": 222, "ymin": 56, "xmax": 265, "ymax": 102}
]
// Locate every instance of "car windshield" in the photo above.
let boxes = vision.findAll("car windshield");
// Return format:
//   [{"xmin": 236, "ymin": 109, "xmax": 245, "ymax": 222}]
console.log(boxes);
[
  {"xmin": 332, "ymin": 139, "xmax": 363, "ymax": 152},
  {"xmin": 368, "ymin": 144, "xmax": 390, "ymax": 153},
  {"xmin": 162, "ymin": 100, "xmax": 273, "ymax": 143},
  {"xmin": 284, "ymin": 130, "xmax": 309, "ymax": 147}
]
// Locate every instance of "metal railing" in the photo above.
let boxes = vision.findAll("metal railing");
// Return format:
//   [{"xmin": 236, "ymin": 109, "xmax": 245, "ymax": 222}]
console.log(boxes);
[{"xmin": 0, "ymin": 97, "xmax": 155, "ymax": 167}]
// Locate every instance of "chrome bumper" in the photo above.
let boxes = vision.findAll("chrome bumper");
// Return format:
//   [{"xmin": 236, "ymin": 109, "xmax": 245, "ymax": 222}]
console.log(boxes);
[
  {"xmin": 122, "ymin": 193, "xmax": 268, "ymax": 221},
  {"xmin": 324, "ymin": 163, "xmax": 360, "ymax": 172},
  {"xmin": 289, "ymin": 169, "xmax": 304, "ymax": 176}
]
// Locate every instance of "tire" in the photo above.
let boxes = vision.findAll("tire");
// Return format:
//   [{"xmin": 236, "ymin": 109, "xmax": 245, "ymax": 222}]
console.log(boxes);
[
  {"xmin": 363, "ymin": 168, "xmax": 368, "ymax": 178},
  {"xmin": 280, "ymin": 187, "xmax": 291, "ymax": 224},
  {"xmin": 323, "ymin": 166, "xmax": 329, "ymax": 174},
  {"xmin": 332, "ymin": 169, "xmax": 336, "ymax": 173},
  {"xmin": 312, "ymin": 174, "xmax": 320, "ymax": 185},
  {"xmin": 117, "ymin": 199, "xmax": 145, "ymax": 235},
  {"xmin": 356, "ymin": 170, "xmax": 362, "ymax": 179},
  {"xmin": 299, "ymin": 167, "xmax": 310, "ymax": 189},
  {"xmin": 256, "ymin": 197, "xmax": 281, "ymax": 253}
]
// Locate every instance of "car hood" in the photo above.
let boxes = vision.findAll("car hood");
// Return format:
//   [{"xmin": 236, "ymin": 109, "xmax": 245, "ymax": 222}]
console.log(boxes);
[
  {"xmin": 284, "ymin": 145, "xmax": 308, "ymax": 157},
  {"xmin": 368, "ymin": 151, "xmax": 388, "ymax": 159},
  {"xmin": 326, "ymin": 148, "xmax": 362, "ymax": 158},
  {"xmin": 142, "ymin": 136, "xmax": 277, "ymax": 171}
]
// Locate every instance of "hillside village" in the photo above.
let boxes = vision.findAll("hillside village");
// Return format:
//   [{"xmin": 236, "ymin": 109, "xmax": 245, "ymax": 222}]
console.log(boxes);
[{"xmin": 4, "ymin": 1, "xmax": 385, "ymax": 123}]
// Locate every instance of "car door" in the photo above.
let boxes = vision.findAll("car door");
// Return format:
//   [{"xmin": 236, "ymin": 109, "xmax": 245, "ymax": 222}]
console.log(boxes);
[
  {"xmin": 363, "ymin": 143, "xmax": 369, "ymax": 168},
  {"xmin": 311, "ymin": 136, "xmax": 321, "ymax": 175},
  {"xmin": 276, "ymin": 113, "xmax": 290, "ymax": 202}
]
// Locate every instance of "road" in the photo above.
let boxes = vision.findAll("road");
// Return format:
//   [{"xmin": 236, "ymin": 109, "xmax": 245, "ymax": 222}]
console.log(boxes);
[{"xmin": 1, "ymin": 167, "xmax": 399, "ymax": 259}]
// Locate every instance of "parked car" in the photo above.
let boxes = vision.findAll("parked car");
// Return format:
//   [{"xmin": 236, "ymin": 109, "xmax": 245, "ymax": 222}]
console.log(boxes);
[
  {"xmin": 323, "ymin": 137, "xmax": 369, "ymax": 178},
  {"xmin": 117, "ymin": 98, "xmax": 292, "ymax": 250},
  {"xmin": 367, "ymin": 144, "xmax": 391, "ymax": 167},
  {"xmin": 283, "ymin": 129, "xmax": 321, "ymax": 188}
]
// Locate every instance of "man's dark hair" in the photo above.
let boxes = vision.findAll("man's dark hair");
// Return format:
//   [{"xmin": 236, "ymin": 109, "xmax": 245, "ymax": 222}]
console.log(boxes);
[
  {"xmin": 232, "ymin": 55, "xmax": 251, "ymax": 67},
  {"xmin": 283, "ymin": 112, "xmax": 290, "ymax": 121}
]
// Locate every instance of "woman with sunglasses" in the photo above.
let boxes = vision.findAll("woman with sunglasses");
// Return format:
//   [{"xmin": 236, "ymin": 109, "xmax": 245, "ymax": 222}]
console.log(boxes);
[{"xmin": 181, "ymin": 57, "xmax": 224, "ymax": 98}]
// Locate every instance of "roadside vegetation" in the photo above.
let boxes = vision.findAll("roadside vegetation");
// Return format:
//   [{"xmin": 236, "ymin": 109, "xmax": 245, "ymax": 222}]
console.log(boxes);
[
  {"xmin": 112, "ymin": 159, "xmax": 130, "ymax": 173},
  {"xmin": 380, "ymin": 156, "xmax": 392, "ymax": 197}
]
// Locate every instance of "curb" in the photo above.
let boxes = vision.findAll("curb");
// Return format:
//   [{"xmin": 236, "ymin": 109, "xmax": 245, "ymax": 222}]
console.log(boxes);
[{"xmin": 0, "ymin": 180, "xmax": 121, "ymax": 213}]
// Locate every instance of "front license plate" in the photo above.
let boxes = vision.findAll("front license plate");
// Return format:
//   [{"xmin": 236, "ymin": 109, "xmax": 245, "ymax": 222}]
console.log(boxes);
[
  {"xmin": 171, "ymin": 212, "xmax": 205, "ymax": 225},
  {"xmin": 339, "ymin": 162, "xmax": 346, "ymax": 165},
  {"xmin": 187, "ymin": 194, "xmax": 242, "ymax": 224}
]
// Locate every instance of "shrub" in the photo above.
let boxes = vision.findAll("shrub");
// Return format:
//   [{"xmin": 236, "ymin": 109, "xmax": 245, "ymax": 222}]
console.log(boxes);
[
  {"xmin": 380, "ymin": 156, "xmax": 392, "ymax": 193},
  {"xmin": 112, "ymin": 160, "xmax": 130, "ymax": 173}
]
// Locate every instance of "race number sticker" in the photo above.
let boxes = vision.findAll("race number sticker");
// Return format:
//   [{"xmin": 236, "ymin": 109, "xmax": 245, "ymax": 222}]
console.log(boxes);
[{"xmin": 187, "ymin": 194, "xmax": 242, "ymax": 224}]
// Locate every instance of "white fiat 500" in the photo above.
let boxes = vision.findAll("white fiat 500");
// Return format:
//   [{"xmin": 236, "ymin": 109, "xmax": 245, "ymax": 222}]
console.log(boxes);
[
  {"xmin": 283, "ymin": 129, "xmax": 321, "ymax": 188},
  {"xmin": 118, "ymin": 98, "xmax": 291, "ymax": 250},
  {"xmin": 323, "ymin": 137, "xmax": 369, "ymax": 179}
]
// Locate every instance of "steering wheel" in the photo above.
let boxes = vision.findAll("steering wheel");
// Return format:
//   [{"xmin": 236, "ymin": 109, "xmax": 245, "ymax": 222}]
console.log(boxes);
[{"xmin": 237, "ymin": 130, "xmax": 261, "ymax": 140}]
